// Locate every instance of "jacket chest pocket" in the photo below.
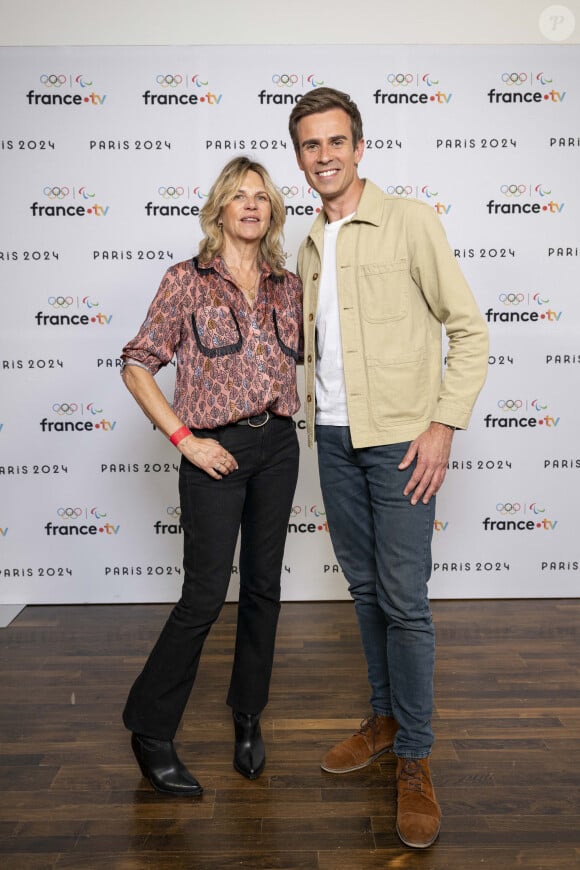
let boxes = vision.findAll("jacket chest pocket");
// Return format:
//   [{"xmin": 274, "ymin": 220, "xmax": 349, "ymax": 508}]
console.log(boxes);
[{"xmin": 358, "ymin": 261, "xmax": 409, "ymax": 323}]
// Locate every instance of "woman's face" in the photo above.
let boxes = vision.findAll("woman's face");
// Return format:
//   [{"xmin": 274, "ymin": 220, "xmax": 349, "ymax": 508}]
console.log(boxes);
[{"xmin": 220, "ymin": 170, "xmax": 272, "ymax": 247}]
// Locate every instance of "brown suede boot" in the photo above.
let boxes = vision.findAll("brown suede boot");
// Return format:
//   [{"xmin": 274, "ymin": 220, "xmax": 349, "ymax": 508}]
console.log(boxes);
[
  {"xmin": 396, "ymin": 756, "xmax": 441, "ymax": 848},
  {"xmin": 321, "ymin": 713, "xmax": 399, "ymax": 773}
]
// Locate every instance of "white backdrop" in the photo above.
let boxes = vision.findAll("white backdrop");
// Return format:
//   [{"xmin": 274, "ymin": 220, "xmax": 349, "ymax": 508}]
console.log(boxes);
[{"xmin": 0, "ymin": 44, "xmax": 579, "ymax": 604}]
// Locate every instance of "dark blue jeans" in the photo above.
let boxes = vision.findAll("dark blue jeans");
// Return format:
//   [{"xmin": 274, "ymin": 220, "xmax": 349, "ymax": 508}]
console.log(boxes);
[
  {"xmin": 123, "ymin": 416, "xmax": 299, "ymax": 741},
  {"xmin": 316, "ymin": 425, "xmax": 435, "ymax": 759}
]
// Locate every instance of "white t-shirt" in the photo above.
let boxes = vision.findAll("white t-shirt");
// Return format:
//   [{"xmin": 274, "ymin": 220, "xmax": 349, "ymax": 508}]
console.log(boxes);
[{"xmin": 315, "ymin": 214, "xmax": 354, "ymax": 425}]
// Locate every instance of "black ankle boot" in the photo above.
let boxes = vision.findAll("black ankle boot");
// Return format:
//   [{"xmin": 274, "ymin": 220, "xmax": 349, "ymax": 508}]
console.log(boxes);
[
  {"xmin": 131, "ymin": 733, "xmax": 203, "ymax": 796},
  {"xmin": 232, "ymin": 711, "xmax": 265, "ymax": 780}
]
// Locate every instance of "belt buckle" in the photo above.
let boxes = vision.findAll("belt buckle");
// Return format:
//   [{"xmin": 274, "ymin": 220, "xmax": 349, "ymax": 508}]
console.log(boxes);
[{"xmin": 248, "ymin": 410, "xmax": 270, "ymax": 428}]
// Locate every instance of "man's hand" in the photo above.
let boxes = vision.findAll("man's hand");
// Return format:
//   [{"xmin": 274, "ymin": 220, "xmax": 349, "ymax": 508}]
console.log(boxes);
[{"xmin": 398, "ymin": 422, "xmax": 455, "ymax": 505}]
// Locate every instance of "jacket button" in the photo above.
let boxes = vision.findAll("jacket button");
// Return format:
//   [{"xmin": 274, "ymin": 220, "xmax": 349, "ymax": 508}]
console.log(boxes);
[
  {"xmin": 306, "ymin": 394, "xmax": 312, "ymax": 402},
  {"xmin": 312, "ymin": 273, "xmax": 319, "ymax": 280},
  {"xmin": 308, "ymin": 313, "xmax": 314, "ymax": 321},
  {"xmin": 307, "ymin": 354, "xmax": 312, "ymax": 363}
]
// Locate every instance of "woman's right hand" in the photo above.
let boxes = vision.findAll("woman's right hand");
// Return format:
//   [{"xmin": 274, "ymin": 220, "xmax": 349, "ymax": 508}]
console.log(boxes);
[{"xmin": 179, "ymin": 435, "xmax": 238, "ymax": 480}]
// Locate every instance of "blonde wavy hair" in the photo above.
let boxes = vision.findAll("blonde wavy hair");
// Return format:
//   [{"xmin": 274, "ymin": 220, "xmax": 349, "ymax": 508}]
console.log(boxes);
[{"xmin": 198, "ymin": 157, "xmax": 286, "ymax": 276}]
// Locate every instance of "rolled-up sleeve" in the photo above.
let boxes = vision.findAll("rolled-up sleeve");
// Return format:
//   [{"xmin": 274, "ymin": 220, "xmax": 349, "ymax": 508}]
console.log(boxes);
[{"xmin": 121, "ymin": 267, "xmax": 185, "ymax": 374}]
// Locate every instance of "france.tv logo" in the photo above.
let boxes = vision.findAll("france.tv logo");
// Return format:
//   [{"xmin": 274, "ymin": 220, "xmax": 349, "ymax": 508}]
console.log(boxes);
[
  {"xmin": 30, "ymin": 185, "xmax": 110, "ymax": 218},
  {"xmin": 487, "ymin": 71, "xmax": 565, "ymax": 104},
  {"xmin": 39, "ymin": 402, "xmax": 117, "ymax": 434},
  {"xmin": 27, "ymin": 74, "xmax": 107, "ymax": 106},
  {"xmin": 374, "ymin": 72, "xmax": 452, "ymax": 105},
  {"xmin": 486, "ymin": 183, "xmax": 564, "ymax": 215},
  {"xmin": 35, "ymin": 294, "xmax": 112, "ymax": 327},
  {"xmin": 45, "ymin": 505, "xmax": 120, "ymax": 536},
  {"xmin": 143, "ymin": 73, "xmax": 222, "ymax": 105},
  {"xmin": 482, "ymin": 501, "xmax": 558, "ymax": 531}
]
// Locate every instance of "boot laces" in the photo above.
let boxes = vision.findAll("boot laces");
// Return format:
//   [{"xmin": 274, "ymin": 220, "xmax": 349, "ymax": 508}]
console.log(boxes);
[
  {"xmin": 399, "ymin": 759, "xmax": 424, "ymax": 793},
  {"xmin": 358, "ymin": 713, "xmax": 382, "ymax": 751}
]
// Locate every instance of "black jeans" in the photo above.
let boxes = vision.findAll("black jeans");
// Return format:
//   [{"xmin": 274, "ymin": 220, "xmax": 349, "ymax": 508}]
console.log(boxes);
[{"xmin": 123, "ymin": 416, "xmax": 299, "ymax": 740}]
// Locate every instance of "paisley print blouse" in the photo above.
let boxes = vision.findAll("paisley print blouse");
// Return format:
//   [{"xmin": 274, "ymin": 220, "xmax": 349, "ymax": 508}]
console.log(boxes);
[{"xmin": 121, "ymin": 256, "xmax": 303, "ymax": 430}]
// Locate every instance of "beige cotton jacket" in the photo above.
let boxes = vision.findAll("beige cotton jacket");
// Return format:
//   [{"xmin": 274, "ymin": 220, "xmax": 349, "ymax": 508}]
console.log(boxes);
[{"xmin": 297, "ymin": 179, "xmax": 489, "ymax": 449}]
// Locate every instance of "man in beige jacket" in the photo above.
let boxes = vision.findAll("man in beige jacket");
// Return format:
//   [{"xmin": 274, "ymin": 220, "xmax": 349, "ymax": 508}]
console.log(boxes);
[{"xmin": 289, "ymin": 87, "xmax": 488, "ymax": 849}]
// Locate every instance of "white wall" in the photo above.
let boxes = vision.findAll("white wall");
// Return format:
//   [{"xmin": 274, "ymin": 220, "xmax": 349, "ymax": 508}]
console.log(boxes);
[{"xmin": 1, "ymin": 0, "xmax": 578, "ymax": 46}]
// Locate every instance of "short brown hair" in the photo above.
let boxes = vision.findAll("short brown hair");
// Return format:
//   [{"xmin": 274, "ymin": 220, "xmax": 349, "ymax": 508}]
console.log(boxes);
[{"xmin": 288, "ymin": 87, "xmax": 364, "ymax": 152}]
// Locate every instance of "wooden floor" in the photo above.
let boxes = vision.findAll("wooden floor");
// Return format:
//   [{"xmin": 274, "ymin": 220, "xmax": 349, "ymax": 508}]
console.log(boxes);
[{"xmin": 0, "ymin": 600, "xmax": 579, "ymax": 870}]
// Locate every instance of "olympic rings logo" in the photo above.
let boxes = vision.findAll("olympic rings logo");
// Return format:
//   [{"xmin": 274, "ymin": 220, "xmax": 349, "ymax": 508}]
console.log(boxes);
[
  {"xmin": 58, "ymin": 507, "xmax": 83, "ymax": 519},
  {"xmin": 500, "ymin": 184, "xmax": 527, "ymax": 197},
  {"xmin": 496, "ymin": 502, "xmax": 521, "ymax": 515},
  {"xmin": 158, "ymin": 186, "xmax": 184, "ymax": 199},
  {"xmin": 501, "ymin": 72, "xmax": 527, "ymax": 85},
  {"xmin": 52, "ymin": 403, "xmax": 79, "ymax": 415},
  {"xmin": 48, "ymin": 296, "xmax": 74, "ymax": 308},
  {"xmin": 43, "ymin": 186, "xmax": 70, "ymax": 199},
  {"xmin": 156, "ymin": 74, "xmax": 183, "ymax": 88},
  {"xmin": 166, "ymin": 507, "xmax": 181, "ymax": 517},
  {"xmin": 40, "ymin": 74, "xmax": 67, "ymax": 88},
  {"xmin": 386, "ymin": 73, "xmax": 413, "ymax": 86},
  {"xmin": 280, "ymin": 185, "xmax": 299, "ymax": 198},
  {"xmin": 497, "ymin": 399, "xmax": 523, "ymax": 411},
  {"xmin": 290, "ymin": 505, "xmax": 302, "ymax": 516},
  {"xmin": 498, "ymin": 293, "xmax": 525, "ymax": 305},
  {"xmin": 272, "ymin": 74, "xmax": 299, "ymax": 87},
  {"xmin": 386, "ymin": 185, "xmax": 413, "ymax": 196}
]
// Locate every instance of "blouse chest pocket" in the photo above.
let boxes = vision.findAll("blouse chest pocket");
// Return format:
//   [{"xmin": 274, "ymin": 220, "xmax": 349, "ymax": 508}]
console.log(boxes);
[
  {"xmin": 358, "ymin": 260, "xmax": 409, "ymax": 323},
  {"xmin": 272, "ymin": 308, "xmax": 301, "ymax": 361},
  {"xmin": 191, "ymin": 305, "xmax": 243, "ymax": 358}
]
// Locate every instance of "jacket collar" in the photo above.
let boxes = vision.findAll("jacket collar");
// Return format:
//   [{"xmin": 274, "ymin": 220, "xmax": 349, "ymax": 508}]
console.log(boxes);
[{"xmin": 305, "ymin": 179, "xmax": 384, "ymax": 248}]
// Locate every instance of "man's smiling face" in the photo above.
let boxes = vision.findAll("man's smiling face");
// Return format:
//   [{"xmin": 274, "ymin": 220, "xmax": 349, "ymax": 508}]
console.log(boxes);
[{"xmin": 295, "ymin": 108, "xmax": 364, "ymax": 207}]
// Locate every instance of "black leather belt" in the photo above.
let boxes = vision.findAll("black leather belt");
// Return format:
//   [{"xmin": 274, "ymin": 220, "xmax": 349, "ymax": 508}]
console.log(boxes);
[{"xmin": 234, "ymin": 410, "xmax": 271, "ymax": 428}]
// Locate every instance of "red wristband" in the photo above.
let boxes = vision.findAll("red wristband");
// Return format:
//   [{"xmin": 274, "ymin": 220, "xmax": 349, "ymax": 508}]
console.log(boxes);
[{"xmin": 169, "ymin": 425, "xmax": 191, "ymax": 446}]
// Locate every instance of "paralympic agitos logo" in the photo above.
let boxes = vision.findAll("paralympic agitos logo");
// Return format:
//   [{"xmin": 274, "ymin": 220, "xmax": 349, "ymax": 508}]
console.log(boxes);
[
  {"xmin": 45, "ymin": 506, "xmax": 120, "ymax": 537},
  {"xmin": 30, "ymin": 186, "xmax": 110, "ymax": 218},
  {"xmin": 26, "ymin": 73, "xmax": 107, "ymax": 107},
  {"xmin": 35, "ymin": 294, "xmax": 113, "ymax": 327},
  {"xmin": 40, "ymin": 402, "xmax": 117, "ymax": 434}
]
